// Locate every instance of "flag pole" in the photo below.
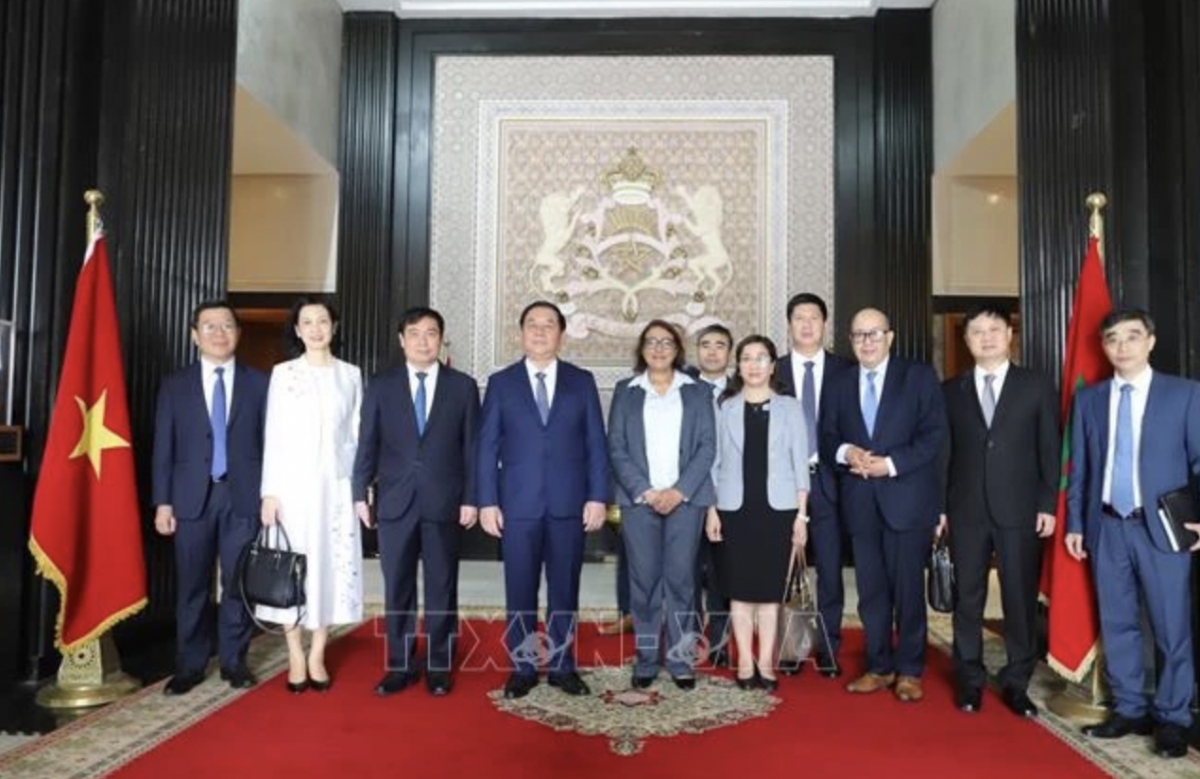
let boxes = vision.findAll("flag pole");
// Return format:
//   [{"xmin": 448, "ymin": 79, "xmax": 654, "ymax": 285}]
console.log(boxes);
[
  {"xmin": 36, "ymin": 190, "xmax": 141, "ymax": 710},
  {"xmin": 1044, "ymin": 192, "xmax": 1111, "ymax": 725}
]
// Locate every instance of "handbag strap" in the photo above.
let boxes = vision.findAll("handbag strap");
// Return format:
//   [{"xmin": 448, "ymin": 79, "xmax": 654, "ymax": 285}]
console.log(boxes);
[
  {"xmin": 257, "ymin": 521, "xmax": 294, "ymax": 552},
  {"xmin": 781, "ymin": 547, "xmax": 808, "ymax": 602}
]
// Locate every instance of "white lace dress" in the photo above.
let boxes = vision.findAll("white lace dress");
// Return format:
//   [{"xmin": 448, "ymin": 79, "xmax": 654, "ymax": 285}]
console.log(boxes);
[{"xmin": 257, "ymin": 357, "xmax": 363, "ymax": 630}]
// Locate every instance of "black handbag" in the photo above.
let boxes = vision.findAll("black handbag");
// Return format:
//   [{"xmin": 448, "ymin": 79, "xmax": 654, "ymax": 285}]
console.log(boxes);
[
  {"xmin": 927, "ymin": 533, "xmax": 955, "ymax": 614},
  {"xmin": 777, "ymin": 549, "xmax": 824, "ymax": 666},
  {"xmin": 237, "ymin": 522, "xmax": 306, "ymax": 630}
]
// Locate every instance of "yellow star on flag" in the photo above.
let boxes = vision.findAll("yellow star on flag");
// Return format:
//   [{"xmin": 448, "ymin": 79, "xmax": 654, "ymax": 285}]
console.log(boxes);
[{"xmin": 69, "ymin": 390, "xmax": 130, "ymax": 478}]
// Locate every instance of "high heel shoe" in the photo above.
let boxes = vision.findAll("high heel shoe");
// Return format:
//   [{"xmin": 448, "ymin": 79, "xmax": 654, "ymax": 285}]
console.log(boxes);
[
  {"xmin": 735, "ymin": 670, "xmax": 759, "ymax": 691},
  {"xmin": 286, "ymin": 678, "xmax": 309, "ymax": 694},
  {"xmin": 755, "ymin": 665, "xmax": 779, "ymax": 693},
  {"xmin": 308, "ymin": 677, "xmax": 332, "ymax": 693}
]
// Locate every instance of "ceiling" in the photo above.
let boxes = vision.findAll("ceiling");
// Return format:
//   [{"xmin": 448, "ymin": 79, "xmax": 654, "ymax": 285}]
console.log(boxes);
[{"xmin": 333, "ymin": 0, "xmax": 935, "ymax": 18}]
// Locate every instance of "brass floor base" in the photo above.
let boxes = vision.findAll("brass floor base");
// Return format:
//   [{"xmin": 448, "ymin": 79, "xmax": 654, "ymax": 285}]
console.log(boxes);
[
  {"xmin": 36, "ymin": 672, "xmax": 141, "ymax": 710},
  {"xmin": 1045, "ymin": 684, "xmax": 1108, "ymax": 726}
]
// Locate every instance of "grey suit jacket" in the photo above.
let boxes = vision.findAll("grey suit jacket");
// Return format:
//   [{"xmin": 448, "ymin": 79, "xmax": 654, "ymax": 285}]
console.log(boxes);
[
  {"xmin": 712, "ymin": 393, "xmax": 810, "ymax": 511},
  {"xmin": 607, "ymin": 375, "xmax": 717, "ymax": 508}
]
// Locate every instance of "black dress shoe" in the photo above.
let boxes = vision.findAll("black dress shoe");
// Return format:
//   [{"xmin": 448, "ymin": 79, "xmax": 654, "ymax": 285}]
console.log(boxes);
[
  {"xmin": 1002, "ymin": 689, "xmax": 1038, "ymax": 718},
  {"xmin": 1082, "ymin": 713, "xmax": 1154, "ymax": 739},
  {"xmin": 219, "ymin": 666, "xmax": 257, "ymax": 689},
  {"xmin": 163, "ymin": 671, "xmax": 205, "ymax": 696},
  {"xmin": 673, "ymin": 677, "xmax": 697, "ymax": 691},
  {"xmin": 286, "ymin": 679, "xmax": 309, "ymax": 694},
  {"xmin": 956, "ymin": 687, "xmax": 982, "ymax": 713},
  {"xmin": 779, "ymin": 659, "xmax": 802, "ymax": 676},
  {"xmin": 503, "ymin": 673, "xmax": 539, "ymax": 699},
  {"xmin": 374, "ymin": 670, "xmax": 419, "ymax": 696},
  {"xmin": 631, "ymin": 674, "xmax": 655, "ymax": 689},
  {"xmin": 426, "ymin": 672, "xmax": 452, "ymax": 696},
  {"xmin": 1154, "ymin": 722, "xmax": 1189, "ymax": 758},
  {"xmin": 815, "ymin": 653, "xmax": 843, "ymax": 679},
  {"xmin": 548, "ymin": 671, "xmax": 591, "ymax": 696}
]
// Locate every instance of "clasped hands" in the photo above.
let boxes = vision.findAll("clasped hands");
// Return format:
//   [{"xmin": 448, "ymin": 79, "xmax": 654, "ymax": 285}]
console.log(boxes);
[
  {"xmin": 479, "ymin": 501, "xmax": 607, "ymax": 538},
  {"xmin": 640, "ymin": 487, "xmax": 685, "ymax": 516},
  {"xmin": 845, "ymin": 445, "xmax": 890, "ymax": 479}
]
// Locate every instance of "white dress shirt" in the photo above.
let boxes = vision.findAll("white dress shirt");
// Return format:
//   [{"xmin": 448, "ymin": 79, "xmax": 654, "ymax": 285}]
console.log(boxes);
[
  {"xmin": 200, "ymin": 356, "xmax": 234, "ymax": 417},
  {"xmin": 974, "ymin": 360, "xmax": 1010, "ymax": 421},
  {"xmin": 790, "ymin": 348, "xmax": 826, "ymax": 418},
  {"xmin": 407, "ymin": 361, "xmax": 439, "ymax": 419},
  {"xmin": 524, "ymin": 358, "xmax": 558, "ymax": 407},
  {"xmin": 836, "ymin": 356, "xmax": 896, "ymax": 476},
  {"xmin": 631, "ymin": 370, "xmax": 693, "ymax": 490},
  {"xmin": 1102, "ymin": 368, "xmax": 1152, "ymax": 508}
]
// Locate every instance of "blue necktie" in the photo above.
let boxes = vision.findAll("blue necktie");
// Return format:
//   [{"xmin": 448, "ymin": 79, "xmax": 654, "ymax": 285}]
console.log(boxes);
[
  {"xmin": 1111, "ymin": 383, "xmax": 1136, "ymax": 517},
  {"xmin": 211, "ymin": 366, "xmax": 227, "ymax": 479},
  {"xmin": 414, "ymin": 371, "xmax": 428, "ymax": 437},
  {"xmin": 862, "ymin": 370, "xmax": 878, "ymax": 438},
  {"xmin": 802, "ymin": 361, "xmax": 818, "ymax": 458},
  {"xmin": 535, "ymin": 372, "xmax": 550, "ymax": 425}
]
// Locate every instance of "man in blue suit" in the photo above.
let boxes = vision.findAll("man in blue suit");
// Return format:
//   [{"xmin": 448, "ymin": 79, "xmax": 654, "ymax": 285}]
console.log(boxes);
[
  {"xmin": 820, "ymin": 307, "xmax": 946, "ymax": 703},
  {"xmin": 152, "ymin": 300, "xmax": 268, "ymax": 695},
  {"xmin": 777, "ymin": 292, "xmax": 853, "ymax": 678},
  {"xmin": 353, "ymin": 307, "xmax": 479, "ymax": 697},
  {"xmin": 477, "ymin": 301, "xmax": 609, "ymax": 699},
  {"xmin": 1066, "ymin": 308, "xmax": 1200, "ymax": 759}
]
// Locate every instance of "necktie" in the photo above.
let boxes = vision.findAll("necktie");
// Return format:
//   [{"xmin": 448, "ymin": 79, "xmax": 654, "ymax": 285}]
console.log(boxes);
[
  {"xmin": 414, "ymin": 372, "xmax": 428, "ymax": 436},
  {"xmin": 981, "ymin": 373, "xmax": 997, "ymax": 428},
  {"xmin": 1111, "ymin": 384, "xmax": 1136, "ymax": 516},
  {"xmin": 535, "ymin": 372, "xmax": 551, "ymax": 424},
  {"xmin": 862, "ymin": 370, "xmax": 878, "ymax": 438},
  {"xmin": 211, "ymin": 366, "xmax": 227, "ymax": 479},
  {"xmin": 802, "ymin": 361, "xmax": 818, "ymax": 458}
]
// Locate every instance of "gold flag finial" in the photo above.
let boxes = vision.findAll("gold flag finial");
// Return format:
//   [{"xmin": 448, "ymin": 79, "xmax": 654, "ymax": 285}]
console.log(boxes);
[
  {"xmin": 85, "ymin": 189, "xmax": 105, "ymax": 242},
  {"xmin": 1086, "ymin": 192, "xmax": 1107, "ymax": 259}
]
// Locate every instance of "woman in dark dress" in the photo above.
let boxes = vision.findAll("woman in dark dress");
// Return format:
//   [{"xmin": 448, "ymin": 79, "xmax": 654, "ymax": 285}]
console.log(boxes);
[{"xmin": 707, "ymin": 336, "xmax": 810, "ymax": 690}]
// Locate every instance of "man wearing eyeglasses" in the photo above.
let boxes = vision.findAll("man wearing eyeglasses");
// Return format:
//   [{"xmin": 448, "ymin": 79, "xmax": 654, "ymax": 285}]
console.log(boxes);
[
  {"xmin": 151, "ymin": 300, "xmax": 269, "ymax": 695},
  {"xmin": 776, "ymin": 293, "xmax": 853, "ymax": 678},
  {"xmin": 820, "ymin": 307, "xmax": 947, "ymax": 703}
]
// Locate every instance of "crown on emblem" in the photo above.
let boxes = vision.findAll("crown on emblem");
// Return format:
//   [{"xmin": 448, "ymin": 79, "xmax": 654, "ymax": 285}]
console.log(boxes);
[{"xmin": 602, "ymin": 147, "xmax": 660, "ymax": 206}]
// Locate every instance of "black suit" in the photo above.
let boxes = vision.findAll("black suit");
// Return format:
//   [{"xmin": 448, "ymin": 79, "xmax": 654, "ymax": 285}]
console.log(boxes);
[
  {"xmin": 777, "ymin": 350, "xmax": 853, "ymax": 658},
  {"xmin": 352, "ymin": 362, "xmax": 480, "ymax": 673},
  {"xmin": 942, "ymin": 364, "xmax": 1058, "ymax": 694}
]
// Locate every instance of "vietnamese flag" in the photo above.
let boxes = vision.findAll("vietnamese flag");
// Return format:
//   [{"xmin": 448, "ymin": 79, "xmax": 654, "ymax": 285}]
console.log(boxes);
[
  {"xmin": 1038, "ymin": 234, "xmax": 1113, "ymax": 681},
  {"xmin": 28, "ymin": 232, "xmax": 147, "ymax": 652}
]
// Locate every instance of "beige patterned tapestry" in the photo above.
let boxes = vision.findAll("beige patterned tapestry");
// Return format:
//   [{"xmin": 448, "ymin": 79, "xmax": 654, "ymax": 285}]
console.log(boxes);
[{"xmin": 430, "ymin": 56, "xmax": 834, "ymax": 388}]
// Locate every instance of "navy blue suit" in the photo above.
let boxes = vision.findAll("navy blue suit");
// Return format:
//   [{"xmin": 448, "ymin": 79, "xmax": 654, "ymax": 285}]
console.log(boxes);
[
  {"xmin": 1067, "ymin": 371, "xmax": 1200, "ymax": 727},
  {"xmin": 778, "ymin": 351, "xmax": 853, "ymax": 658},
  {"xmin": 820, "ymin": 356, "xmax": 946, "ymax": 677},
  {"xmin": 476, "ymin": 359, "xmax": 608, "ymax": 675},
  {"xmin": 152, "ymin": 360, "xmax": 268, "ymax": 675},
  {"xmin": 352, "ymin": 363, "xmax": 479, "ymax": 673}
]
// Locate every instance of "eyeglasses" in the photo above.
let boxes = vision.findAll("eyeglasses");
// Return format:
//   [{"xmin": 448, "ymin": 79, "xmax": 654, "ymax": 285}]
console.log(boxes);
[
  {"xmin": 849, "ymin": 328, "xmax": 889, "ymax": 344},
  {"xmin": 739, "ymin": 355, "xmax": 772, "ymax": 366},
  {"xmin": 642, "ymin": 338, "xmax": 677, "ymax": 351},
  {"xmin": 197, "ymin": 322, "xmax": 238, "ymax": 335}
]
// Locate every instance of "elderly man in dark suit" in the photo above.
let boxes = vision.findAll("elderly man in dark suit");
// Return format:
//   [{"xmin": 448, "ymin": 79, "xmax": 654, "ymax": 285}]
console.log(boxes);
[
  {"xmin": 938, "ymin": 303, "xmax": 1058, "ymax": 718},
  {"xmin": 777, "ymin": 292, "xmax": 853, "ymax": 678},
  {"xmin": 477, "ymin": 301, "xmax": 609, "ymax": 699},
  {"xmin": 820, "ymin": 307, "xmax": 947, "ymax": 703},
  {"xmin": 152, "ymin": 300, "xmax": 269, "ymax": 695},
  {"xmin": 353, "ymin": 306, "xmax": 479, "ymax": 697},
  {"xmin": 1067, "ymin": 308, "xmax": 1200, "ymax": 759}
]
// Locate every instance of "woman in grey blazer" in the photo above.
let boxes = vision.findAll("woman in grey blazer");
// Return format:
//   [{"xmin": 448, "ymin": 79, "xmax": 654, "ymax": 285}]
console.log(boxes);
[
  {"xmin": 609, "ymin": 320, "xmax": 717, "ymax": 690},
  {"xmin": 706, "ymin": 335, "xmax": 809, "ymax": 690}
]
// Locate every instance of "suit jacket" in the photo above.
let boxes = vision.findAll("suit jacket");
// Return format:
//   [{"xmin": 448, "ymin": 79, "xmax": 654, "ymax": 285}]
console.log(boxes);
[
  {"xmin": 607, "ymin": 374, "xmax": 716, "ymax": 508},
  {"xmin": 942, "ymin": 365, "xmax": 1059, "ymax": 528},
  {"xmin": 777, "ymin": 350, "xmax": 854, "ymax": 510},
  {"xmin": 820, "ymin": 356, "xmax": 947, "ymax": 533},
  {"xmin": 476, "ymin": 359, "xmax": 608, "ymax": 518},
  {"xmin": 1067, "ymin": 371, "xmax": 1200, "ymax": 553},
  {"xmin": 712, "ymin": 393, "xmax": 811, "ymax": 511},
  {"xmin": 151, "ymin": 360, "xmax": 268, "ymax": 520},
  {"xmin": 352, "ymin": 362, "xmax": 479, "ymax": 521}
]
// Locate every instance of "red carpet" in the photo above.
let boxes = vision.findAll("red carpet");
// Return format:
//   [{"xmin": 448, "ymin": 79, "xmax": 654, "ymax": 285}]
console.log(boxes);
[{"xmin": 108, "ymin": 619, "xmax": 1108, "ymax": 779}]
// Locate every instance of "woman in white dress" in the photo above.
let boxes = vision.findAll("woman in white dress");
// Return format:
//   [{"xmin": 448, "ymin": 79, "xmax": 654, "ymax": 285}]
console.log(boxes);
[{"xmin": 259, "ymin": 297, "xmax": 364, "ymax": 693}]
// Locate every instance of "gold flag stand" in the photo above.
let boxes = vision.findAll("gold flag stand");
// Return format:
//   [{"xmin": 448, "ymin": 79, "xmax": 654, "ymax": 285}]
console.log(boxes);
[
  {"xmin": 36, "ymin": 190, "xmax": 141, "ymax": 710},
  {"xmin": 1044, "ymin": 191, "xmax": 1111, "ymax": 726}
]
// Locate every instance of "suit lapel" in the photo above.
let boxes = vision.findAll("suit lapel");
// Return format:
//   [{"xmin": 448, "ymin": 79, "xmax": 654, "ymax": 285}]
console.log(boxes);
[
  {"xmin": 227, "ymin": 360, "xmax": 249, "ymax": 427},
  {"xmin": 726, "ymin": 395, "xmax": 746, "ymax": 453},
  {"xmin": 1094, "ymin": 382, "xmax": 1112, "ymax": 468},
  {"xmin": 422, "ymin": 364, "xmax": 447, "ymax": 436},
  {"xmin": 958, "ymin": 373, "xmax": 987, "ymax": 430},
  {"xmin": 768, "ymin": 394, "xmax": 784, "ymax": 450},
  {"xmin": 1140, "ymin": 374, "xmax": 1164, "ymax": 485},
  {"xmin": 189, "ymin": 362, "xmax": 211, "ymax": 427},
  {"xmin": 871, "ymin": 360, "xmax": 902, "ymax": 440}
]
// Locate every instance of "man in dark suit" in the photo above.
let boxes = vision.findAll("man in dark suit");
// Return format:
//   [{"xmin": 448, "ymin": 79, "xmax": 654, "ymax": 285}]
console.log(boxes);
[
  {"xmin": 820, "ymin": 307, "xmax": 946, "ymax": 703},
  {"xmin": 1067, "ymin": 308, "xmax": 1200, "ymax": 759},
  {"xmin": 477, "ymin": 301, "xmax": 609, "ymax": 699},
  {"xmin": 353, "ymin": 307, "xmax": 479, "ymax": 697},
  {"xmin": 777, "ymin": 292, "xmax": 853, "ymax": 678},
  {"xmin": 938, "ymin": 303, "xmax": 1058, "ymax": 718},
  {"xmin": 152, "ymin": 300, "xmax": 268, "ymax": 695}
]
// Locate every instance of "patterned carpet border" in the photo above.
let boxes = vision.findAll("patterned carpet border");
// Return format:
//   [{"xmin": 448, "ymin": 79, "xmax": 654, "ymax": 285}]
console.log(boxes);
[{"xmin": 0, "ymin": 605, "xmax": 1195, "ymax": 777}]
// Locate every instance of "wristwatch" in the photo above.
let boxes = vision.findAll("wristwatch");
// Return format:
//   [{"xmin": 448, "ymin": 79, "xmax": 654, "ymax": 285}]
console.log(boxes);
[{"xmin": 797, "ymin": 513, "xmax": 810, "ymax": 524}]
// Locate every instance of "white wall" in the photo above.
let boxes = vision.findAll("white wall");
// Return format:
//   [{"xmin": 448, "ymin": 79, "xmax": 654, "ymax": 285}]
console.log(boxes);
[
  {"xmin": 229, "ymin": 175, "xmax": 339, "ymax": 292},
  {"xmin": 933, "ymin": 175, "xmax": 1018, "ymax": 295}
]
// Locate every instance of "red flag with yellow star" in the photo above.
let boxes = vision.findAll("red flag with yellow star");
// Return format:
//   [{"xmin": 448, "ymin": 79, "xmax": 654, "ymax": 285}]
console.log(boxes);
[{"xmin": 28, "ymin": 232, "xmax": 146, "ymax": 651}]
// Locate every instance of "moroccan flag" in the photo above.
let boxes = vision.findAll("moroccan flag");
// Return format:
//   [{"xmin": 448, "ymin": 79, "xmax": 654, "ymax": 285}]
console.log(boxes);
[
  {"xmin": 1038, "ymin": 234, "xmax": 1113, "ymax": 681},
  {"xmin": 28, "ymin": 232, "xmax": 147, "ymax": 652}
]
